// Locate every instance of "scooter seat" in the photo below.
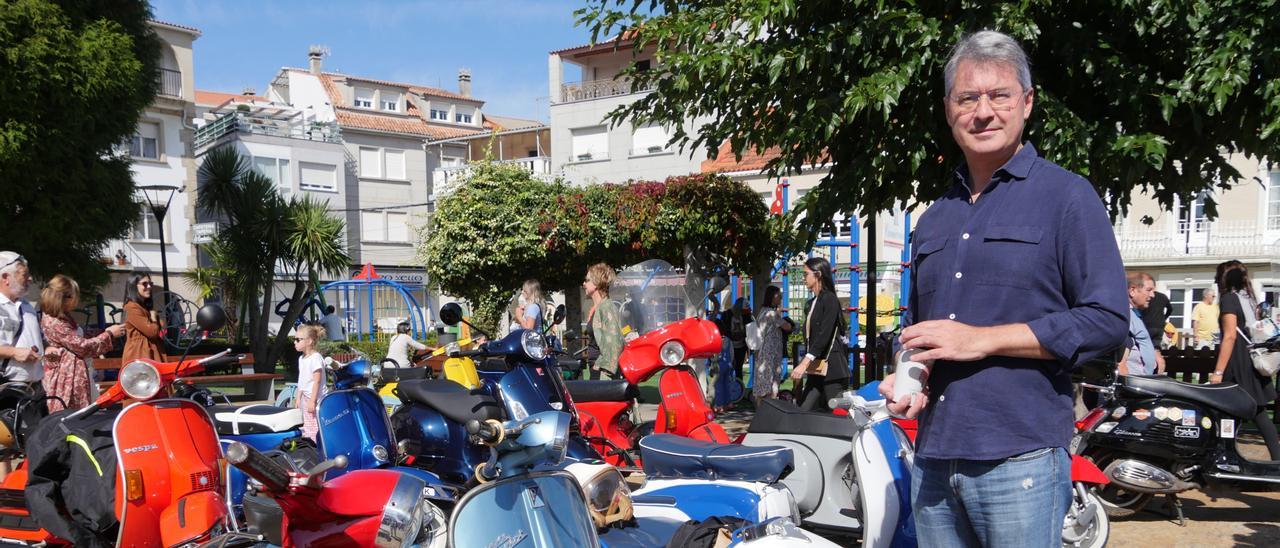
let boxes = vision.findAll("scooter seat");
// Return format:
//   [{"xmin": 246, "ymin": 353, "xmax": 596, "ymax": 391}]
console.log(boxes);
[
  {"xmin": 208, "ymin": 404, "xmax": 303, "ymax": 435},
  {"xmin": 746, "ymin": 399, "xmax": 856, "ymax": 440},
  {"xmin": 564, "ymin": 380, "xmax": 638, "ymax": 403},
  {"xmin": 1121, "ymin": 375, "xmax": 1257, "ymax": 419},
  {"xmin": 396, "ymin": 379, "xmax": 503, "ymax": 425},
  {"xmin": 639, "ymin": 434, "xmax": 793, "ymax": 483}
]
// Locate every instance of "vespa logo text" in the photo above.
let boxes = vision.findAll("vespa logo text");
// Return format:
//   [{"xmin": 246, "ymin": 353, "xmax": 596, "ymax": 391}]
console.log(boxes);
[
  {"xmin": 123, "ymin": 444, "xmax": 158, "ymax": 454},
  {"xmin": 666, "ymin": 392, "xmax": 684, "ymax": 399},
  {"xmin": 486, "ymin": 530, "xmax": 528, "ymax": 548},
  {"xmin": 322, "ymin": 408, "xmax": 351, "ymax": 427}
]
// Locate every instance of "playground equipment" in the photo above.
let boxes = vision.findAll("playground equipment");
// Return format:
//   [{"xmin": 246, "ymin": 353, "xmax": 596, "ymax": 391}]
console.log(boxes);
[{"xmin": 319, "ymin": 263, "xmax": 429, "ymax": 341}]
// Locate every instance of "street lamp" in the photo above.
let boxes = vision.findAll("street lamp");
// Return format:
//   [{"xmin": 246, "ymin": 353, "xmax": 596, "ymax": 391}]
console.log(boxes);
[{"xmin": 138, "ymin": 184, "xmax": 180, "ymax": 329}]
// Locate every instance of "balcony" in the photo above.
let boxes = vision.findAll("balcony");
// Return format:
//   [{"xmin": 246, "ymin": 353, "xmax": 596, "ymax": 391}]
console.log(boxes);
[
  {"xmin": 157, "ymin": 67, "xmax": 182, "ymax": 98},
  {"xmin": 431, "ymin": 156, "xmax": 552, "ymax": 199},
  {"xmin": 1115, "ymin": 220, "xmax": 1280, "ymax": 263},
  {"xmin": 194, "ymin": 110, "xmax": 342, "ymax": 150},
  {"xmin": 557, "ymin": 77, "xmax": 654, "ymax": 104}
]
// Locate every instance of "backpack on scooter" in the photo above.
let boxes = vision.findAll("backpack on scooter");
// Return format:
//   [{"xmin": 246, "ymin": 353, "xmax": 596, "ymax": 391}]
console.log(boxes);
[
  {"xmin": 665, "ymin": 515, "xmax": 750, "ymax": 548},
  {"xmin": 24, "ymin": 408, "xmax": 121, "ymax": 548}
]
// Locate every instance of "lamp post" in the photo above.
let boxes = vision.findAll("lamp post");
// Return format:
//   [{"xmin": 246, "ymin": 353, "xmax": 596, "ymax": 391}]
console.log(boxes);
[{"xmin": 138, "ymin": 185, "xmax": 180, "ymax": 328}]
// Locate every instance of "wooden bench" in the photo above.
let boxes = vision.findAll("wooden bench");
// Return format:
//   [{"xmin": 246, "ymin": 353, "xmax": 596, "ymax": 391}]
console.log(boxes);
[
  {"xmin": 97, "ymin": 373, "xmax": 282, "ymax": 402},
  {"xmin": 95, "ymin": 353, "xmax": 255, "ymax": 374}
]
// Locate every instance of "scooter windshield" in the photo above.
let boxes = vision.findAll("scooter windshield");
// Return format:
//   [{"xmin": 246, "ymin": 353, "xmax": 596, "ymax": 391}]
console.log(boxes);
[
  {"xmin": 451, "ymin": 472, "xmax": 600, "ymax": 548},
  {"xmin": 615, "ymin": 259, "xmax": 698, "ymax": 339}
]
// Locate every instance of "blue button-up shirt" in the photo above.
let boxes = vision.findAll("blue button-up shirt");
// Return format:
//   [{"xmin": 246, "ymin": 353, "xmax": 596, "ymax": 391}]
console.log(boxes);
[{"xmin": 908, "ymin": 143, "xmax": 1128, "ymax": 460}]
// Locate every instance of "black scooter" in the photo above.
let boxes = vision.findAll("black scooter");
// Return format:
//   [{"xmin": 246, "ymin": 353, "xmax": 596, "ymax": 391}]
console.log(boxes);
[{"xmin": 1073, "ymin": 334, "xmax": 1280, "ymax": 523}]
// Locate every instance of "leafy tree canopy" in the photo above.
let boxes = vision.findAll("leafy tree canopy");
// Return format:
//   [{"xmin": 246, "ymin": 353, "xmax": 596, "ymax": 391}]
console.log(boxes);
[
  {"xmin": 577, "ymin": 0, "xmax": 1280, "ymax": 234},
  {"xmin": 0, "ymin": 0, "xmax": 160, "ymax": 287},
  {"xmin": 420, "ymin": 162, "xmax": 772, "ymax": 330}
]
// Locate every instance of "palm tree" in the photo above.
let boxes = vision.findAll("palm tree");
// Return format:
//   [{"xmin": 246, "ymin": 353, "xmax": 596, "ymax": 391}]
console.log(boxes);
[{"xmin": 196, "ymin": 146, "xmax": 349, "ymax": 373}]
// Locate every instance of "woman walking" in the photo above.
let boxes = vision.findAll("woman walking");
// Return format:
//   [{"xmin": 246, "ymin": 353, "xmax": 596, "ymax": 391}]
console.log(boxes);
[
  {"xmin": 1210, "ymin": 260, "xmax": 1280, "ymax": 459},
  {"xmin": 583, "ymin": 263, "xmax": 624, "ymax": 379},
  {"xmin": 122, "ymin": 273, "xmax": 163, "ymax": 363},
  {"xmin": 753, "ymin": 285, "xmax": 792, "ymax": 404},
  {"xmin": 40, "ymin": 275, "xmax": 125, "ymax": 412},
  {"xmin": 789, "ymin": 257, "xmax": 850, "ymax": 412},
  {"xmin": 515, "ymin": 279, "xmax": 546, "ymax": 332}
]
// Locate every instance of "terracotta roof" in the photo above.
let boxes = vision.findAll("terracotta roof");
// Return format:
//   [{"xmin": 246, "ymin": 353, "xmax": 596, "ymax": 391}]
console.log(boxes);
[
  {"xmin": 149, "ymin": 19, "xmax": 201, "ymax": 35},
  {"xmin": 341, "ymin": 74, "xmax": 481, "ymax": 104},
  {"xmin": 701, "ymin": 140, "xmax": 782, "ymax": 174},
  {"xmin": 291, "ymin": 69, "xmax": 490, "ymax": 139},
  {"xmin": 551, "ymin": 32, "xmax": 636, "ymax": 56},
  {"xmin": 482, "ymin": 114, "xmax": 544, "ymax": 132},
  {"xmin": 195, "ymin": 90, "xmax": 267, "ymax": 106}
]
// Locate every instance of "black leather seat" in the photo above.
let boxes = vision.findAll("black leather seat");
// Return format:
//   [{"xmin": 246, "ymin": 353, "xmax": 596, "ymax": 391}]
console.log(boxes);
[
  {"xmin": 639, "ymin": 434, "xmax": 793, "ymax": 483},
  {"xmin": 396, "ymin": 379, "xmax": 503, "ymax": 424},
  {"xmin": 747, "ymin": 398, "xmax": 856, "ymax": 440},
  {"xmin": 564, "ymin": 380, "xmax": 638, "ymax": 403},
  {"xmin": 207, "ymin": 404, "xmax": 303, "ymax": 436},
  {"xmin": 1122, "ymin": 375, "xmax": 1257, "ymax": 419}
]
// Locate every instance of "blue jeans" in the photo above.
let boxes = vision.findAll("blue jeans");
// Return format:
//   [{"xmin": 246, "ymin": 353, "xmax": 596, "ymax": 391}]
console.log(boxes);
[
  {"xmin": 911, "ymin": 447, "xmax": 1070, "ymax": 548},
  {"xmin": 713, "ymin": 337, "xmax": 736, "ymax": 408}
]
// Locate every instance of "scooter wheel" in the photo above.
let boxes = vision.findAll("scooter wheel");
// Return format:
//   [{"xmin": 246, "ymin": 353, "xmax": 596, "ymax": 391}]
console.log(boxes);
[{"xmin": 1062, "ymin": 489, "xmax": 1110, "ymax": 548}]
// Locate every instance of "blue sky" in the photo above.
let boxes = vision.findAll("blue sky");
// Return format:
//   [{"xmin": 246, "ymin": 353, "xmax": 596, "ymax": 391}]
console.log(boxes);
[{"xmin": 151, "ymin": 0, "xmax": 595, "ymax": 122}]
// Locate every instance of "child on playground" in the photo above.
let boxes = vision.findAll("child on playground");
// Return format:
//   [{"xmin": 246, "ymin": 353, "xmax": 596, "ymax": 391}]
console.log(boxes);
[{"xmin": 294, "ymin": 324, "xmax": 327, "ymax": 440}]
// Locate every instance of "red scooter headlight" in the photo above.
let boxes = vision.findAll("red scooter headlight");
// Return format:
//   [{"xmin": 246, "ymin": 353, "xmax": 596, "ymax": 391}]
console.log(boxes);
[{"xmin": 659, "ymin": 341, "xmax": 685, "ymax": 366}]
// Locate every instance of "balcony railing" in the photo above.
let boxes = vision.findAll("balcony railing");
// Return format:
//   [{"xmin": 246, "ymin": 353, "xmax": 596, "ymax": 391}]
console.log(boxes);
[
  {"xmin": 431, "ymin": 157, "xmax": 552, "ymax": 199},
  {"xmin": 194, "ymin": 111, "xmax": 342, "ymax": 150},
  {"xmin": 157, "ymin": 67, "xmax": 182, "ymax": 98},
  {"xmin": 558, "ymin": 77, "xmax": 654, "ymax": 104},
  {"xmin": 1115, "ymin": 219, "xmax": 1280, "ymax": 261}
]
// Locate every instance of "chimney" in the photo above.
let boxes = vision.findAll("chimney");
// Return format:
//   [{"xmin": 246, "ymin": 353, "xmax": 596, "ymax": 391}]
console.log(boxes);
[
  {"xmin": 308, "ymin": 45, "xmax": 326, "ymax": 75},
  {"xmin": 458, "ymin": 68, "xmax": 472, "ymax": 97}
]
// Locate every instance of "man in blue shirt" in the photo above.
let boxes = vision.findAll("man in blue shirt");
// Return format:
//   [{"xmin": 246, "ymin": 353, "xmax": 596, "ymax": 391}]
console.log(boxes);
[
  {"xmin": 880, "ymin": 31, "xmax": 1128, "ymax": 547},
  {"xmin": 1121, "ymin": 271, "xmax": 1163, "ymax": 376}
]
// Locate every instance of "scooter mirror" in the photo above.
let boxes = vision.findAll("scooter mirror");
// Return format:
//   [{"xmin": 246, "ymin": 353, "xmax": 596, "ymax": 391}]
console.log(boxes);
[
  {"xmin": 707, "ymin": 273, "xmax": 729, "ymax": 295},
  {"xmin": 195, "ymin": 304, "xmax": 227, "ymax": 332},
  {"xmin": 439, "ymin": 303, "xmax": 464, "ymax": 326},
  {"xmin": 553, "ymin": 304, "xmax": 566, "ymax": 326}
]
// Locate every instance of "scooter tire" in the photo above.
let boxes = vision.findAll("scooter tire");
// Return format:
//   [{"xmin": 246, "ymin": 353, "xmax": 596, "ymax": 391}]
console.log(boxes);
[
  {"xmin": 1062, "ymin": 490, "xmax": 1110, "ymax": 548},
  {"xmin": 1097, "ymin": 489, "xmax": 1153, "ymax": 518}
]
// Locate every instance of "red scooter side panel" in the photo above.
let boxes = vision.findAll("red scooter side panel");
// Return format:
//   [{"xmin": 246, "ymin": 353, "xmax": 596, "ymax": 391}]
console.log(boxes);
[
  {"xmin": 656, "ymin": 367, "xmax": 719, "ymax": 438},
  {"xmin": 313, "ymin": 469, "xmax": 400, "ymax": 515},
  {"xmin": 618, "ymin": 318, "xmax": 721, "ymax": 384},
  {"xmin": 576, "ymin": 401, "xmax": 634, "ymax": 467},
  {"xmin": 286, "ymin": 515, "xmax": 383, "ymax": 548},
  {"xmin": 0, "ymin": 463, "xmax": 66, "ymax": 545},
  {"xmin": 1071, "ymin": 454, "xmax": 1110, "ymax": 485},
  {"xmin": 160, "ymin": 490, "xmax": 228, "ymax": 547}
]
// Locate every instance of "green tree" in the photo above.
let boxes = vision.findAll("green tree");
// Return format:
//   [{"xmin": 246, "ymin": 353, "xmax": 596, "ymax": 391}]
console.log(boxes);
[
  {"xmin": 0, "ymin": 0, "xmax": 160, "ymax": 287},
  {"xmin": 196, "ymin": 147, "xmax": 349, "ymax": 373},
  {"xmin": 577, "ymin": 0, "xmax": 1280, "ymax": 231}
]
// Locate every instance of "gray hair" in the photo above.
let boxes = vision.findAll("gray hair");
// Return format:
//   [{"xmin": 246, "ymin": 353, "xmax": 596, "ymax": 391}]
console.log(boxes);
[
  {"xmin": 943, "ymin": 30, "xmax": 1032, "ymax": 96},
  {"xmin": 0, "ymin": 251, "xmax": 25, "ymax": 278}
]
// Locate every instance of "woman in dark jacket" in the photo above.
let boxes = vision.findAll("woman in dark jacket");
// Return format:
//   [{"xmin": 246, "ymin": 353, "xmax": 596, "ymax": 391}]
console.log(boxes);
[
  {"xmin": 1210, "ymin": 260, "xmax": 1280, "ymax": 459},
  {"xmin": 790, "ymin": 257, "xmax": 850, "ymax": 411}
]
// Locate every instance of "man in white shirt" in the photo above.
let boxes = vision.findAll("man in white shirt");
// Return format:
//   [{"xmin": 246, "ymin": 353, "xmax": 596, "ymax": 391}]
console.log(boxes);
[
  {"xmin": 320, "ymin": 306, "xmax": 345, "ymax": 341},
  {"xmin": 0, "ymin": 252, "xmax": 42, "ymax": 383}
]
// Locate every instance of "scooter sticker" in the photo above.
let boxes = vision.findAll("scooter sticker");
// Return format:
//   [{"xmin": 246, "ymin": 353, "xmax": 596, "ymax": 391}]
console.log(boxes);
[
  {"xmin": 1169, "ymin": 407, "xmax": 1184, "ymax": 422},
  {"xmin": 1111, "ymin": 407, "xmax": 1127, "ymax": 419},
  {"xmin": 1182, "ymin": 410, "xmax": 1196, "ymax": 427},
  {"xmin": 1202, "ymin": 416, "xmax": 1213, "ymax": 429},
  {"xmin": 1131, "ymin": 409, "xmax": 1151, "ymax": 421},
  {"xmin": 1221, "ymin": 419, "xmax": 1236, "ymax": 438},
  {"xmin": 1153, "ymin": 407, "xmax": 1168, "ymax": 421},
  {"xmin": 1173, "ymin": 426, "xmax": 1200, "ymax": 439}
]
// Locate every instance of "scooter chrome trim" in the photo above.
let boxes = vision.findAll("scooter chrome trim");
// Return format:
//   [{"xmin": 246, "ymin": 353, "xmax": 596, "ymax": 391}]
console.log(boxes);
[
  {"xmin": 375, "ymin": 473, "xmax": 431, "ymax": 547},
  {"xmin": 1205, "ymin": 472, "xmax": 1280, "ymax": 484},
  {"xmin": 1103, "ymin": 458, "xmax": 1195, "ymax": 493}
]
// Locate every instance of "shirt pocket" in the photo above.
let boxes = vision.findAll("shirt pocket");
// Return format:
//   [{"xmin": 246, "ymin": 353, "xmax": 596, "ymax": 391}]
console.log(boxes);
[
  {"xmin": 912, "ymin": 236, "xmax": 950, "ymax": 296},
  {"xmin": 977, "ymin": 225, "xmax": 1044, "ymax": 290}
]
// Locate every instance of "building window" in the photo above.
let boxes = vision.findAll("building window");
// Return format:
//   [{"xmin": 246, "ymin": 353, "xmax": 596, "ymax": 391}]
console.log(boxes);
[
  {"xmin": 385, "ymin": 150, "xmax": 406, "ymax": 180},
  {"xmin": 570, "ymin": 125, "xmax": 608, "ymax": 162},
  {"xmin": 1269, "ymin": 171, "xmax": 1280, "ymax": 231},
  {"xmin": 130, "ymin": 121, "xmax": 160, "ymax": 160},
  {"xmin": 1168, "ymin": 287, "xmax": 1205, "ymax": 330},
  {"xmin": 455, "ymin": 113, "xmax": 473, "ymax": 124},
  {"xmin": 387, "ymin": 212, "xmax": 409, "ymax": 242},
  {"xmin": 361, "ymin": 211, "xmax": 411, "ymax": 242},
  {"xmin": 631, "ymin": 124, "xmax": 669, "ymax": 155},
  {"xmin": 354, "ymin": 88, "xmax": 374, "ymax": 109},
  {"xmin": 430, "ymin": 109, "xmax": 448, "ymax": 121},
  {"xmin": 253, "ymin": 156, "xmax": 291, "ymax": 196},
  {"xmin": 1178, "ymin": 193, "xmax": 1208, "ymax": 233},
  {"xmin": 359, "ymin": 147, "xmax": 382, "ymax": 178},
  {"xmin": 132, "ymin": 210, "xmax": 163, "ymax": 241},
  {"xmin": 299, "ymin": 162, "xmax": 337, "ymax": 192},
  {"xmin": 382, "ymin": 92, "xmax": 400, "ymax": 112},
  {"xmin": 636, "ymin": 59, "xmax": 651, "ymax": 72}
]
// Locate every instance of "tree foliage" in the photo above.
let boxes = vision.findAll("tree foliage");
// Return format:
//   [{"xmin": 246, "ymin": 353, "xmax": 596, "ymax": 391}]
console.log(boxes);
[
  {"xmin": 194, "ymin": 147, "xmax": 349, "ymax": 372},
  {"xmin": 0, "ymin": 0, "xmax": 160, "ymax": 287},
  {"xmin": 419, "ymin": 162, "xmax": 772, "ymax": 331},
  {"xmin": 577, "ymin": 0, "xmax": 1280, "ymax": 232}
]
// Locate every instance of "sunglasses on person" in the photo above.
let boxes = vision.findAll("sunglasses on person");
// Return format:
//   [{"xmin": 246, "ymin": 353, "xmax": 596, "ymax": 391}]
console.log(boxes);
[{"xmin": 139, "ymin": 281, "xmax": 154, "ymax": 288}]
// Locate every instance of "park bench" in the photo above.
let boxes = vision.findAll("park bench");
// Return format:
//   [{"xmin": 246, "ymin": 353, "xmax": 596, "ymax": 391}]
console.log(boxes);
[{"xmin": 94, "ymin": 353, "xmax": 279, "ymax": 402}]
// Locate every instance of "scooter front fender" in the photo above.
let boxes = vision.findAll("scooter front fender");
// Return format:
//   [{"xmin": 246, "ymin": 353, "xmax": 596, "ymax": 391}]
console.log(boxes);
[{"xmin": 1071, "ymin": 454, "xmax": 1110, "ymax": 485}]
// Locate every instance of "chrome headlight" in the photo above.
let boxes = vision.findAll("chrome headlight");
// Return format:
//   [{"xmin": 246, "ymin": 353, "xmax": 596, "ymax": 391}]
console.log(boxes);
[
  {"xmin": 521, "ymin": 330, "xmax": 548, "ymax": 361},
  {"xmin": 120, "ymin": 361, "xmax": 161, "ymax": 400},
  {"xmin": 659, "ymin": 340, "xmax": 685, "ymax": 366},
  {"xmin": 573, "ymin": 463, "xmax": 633, "ymax": 529},
  {"xmin": 376, "ymin": 474, "xmax": 428, "ymax": 547}
]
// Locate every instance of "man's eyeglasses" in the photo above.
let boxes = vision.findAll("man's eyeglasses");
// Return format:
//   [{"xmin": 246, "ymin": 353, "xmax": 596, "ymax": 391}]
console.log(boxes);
[{"xmin": 948, "ymin": 88, "xmax": 1028, "ymax": 114}]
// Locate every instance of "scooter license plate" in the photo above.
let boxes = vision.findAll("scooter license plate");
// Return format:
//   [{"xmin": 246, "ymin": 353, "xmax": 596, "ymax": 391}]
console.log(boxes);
[{"xmin": 1068, "ymin": 433, "xmax": 1086, "ymax": 455}]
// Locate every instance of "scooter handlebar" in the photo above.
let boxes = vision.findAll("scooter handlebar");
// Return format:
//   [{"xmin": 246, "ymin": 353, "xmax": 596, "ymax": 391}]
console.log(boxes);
[
  {"xmin": 306, "ymin": 455, "xmax": 348, "ymax": 479},
  {"xmin": 225, "ymin": 441, "xmax": 290, "ymax": 493},
  {"xmin": 467, "ymin": 419, "xmax": 503, "ymax": 445},
  {"xmin": 829, "ymin": 395, "xmax": 856, "ymax": 410}
]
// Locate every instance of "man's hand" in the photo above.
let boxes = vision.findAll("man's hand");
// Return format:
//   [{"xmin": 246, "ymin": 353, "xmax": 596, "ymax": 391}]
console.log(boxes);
[
  {"xmin": 11, "ymin": 347, "xmax": 37, "ymax": 362},
  {"xmin": 900, "ymin": 320, "xmax": 991, "ymax": 362},
  {"xmin": 879, "ymin": 373, "xmax": 930, "ymax": 419}
]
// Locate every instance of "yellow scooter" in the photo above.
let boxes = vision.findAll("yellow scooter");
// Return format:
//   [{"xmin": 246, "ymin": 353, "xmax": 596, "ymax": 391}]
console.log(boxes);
[{"xmin": 376, "ymin": 338, "xmax": 483, "ymax": 414}]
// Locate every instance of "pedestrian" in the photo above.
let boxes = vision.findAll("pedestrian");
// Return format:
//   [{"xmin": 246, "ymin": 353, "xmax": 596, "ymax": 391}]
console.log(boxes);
[
  {"xmin": 293, "ymin": 324, "xmax": 326, "ymax": 440},
  {"xmin": 39, "ymin": 275, "xmax": 125, "ymax": 412},
  {"xmin": 789, "ymin": 257, "xmax": 850, "ymax": 412},
  {"xmin": 514, "ymin": 279, "xmax": 546, "ymax": 332},
  {"xmin": 717, "ymin": 298, "xmax": 751, "ymax": 385},
  {"xmin": 1144, "ymin": 286, "xmax": 1173, "ymax": 348},
  {"xmin": 880, "ymin": 31, "xmax": 1128, "ymax": 548},
  {"xmin": 121, "ymin": 273, "xmax": 163, "ymax": 363},
  {"xmin": 1191, "ymin": 288, "xmax": 1220, "ymax": 349},
  {"xmin": 0, "ymin": 252, "xmax": 44, "ymax": 480},
  {"xmin": 583, "ymin": 263, "xmax": 624, "ymax": 379},
  {"xmin": 752, "ymin": 285, "xmax": 792, "ymax": 404},
  {"xmin": 1209, "ymin": 261, "xmax": 1280, "ymax": 459},
  {"xmin": 386, "ymin": 321, "xmax": 427, "ymax": 368},
  {"xmin": 1119, "ymin": 272, "xmax": 1164, "ymax": 376},
  {"xmin": 320, "ymin": 305, "xmax": 346, "ymax": 341}
]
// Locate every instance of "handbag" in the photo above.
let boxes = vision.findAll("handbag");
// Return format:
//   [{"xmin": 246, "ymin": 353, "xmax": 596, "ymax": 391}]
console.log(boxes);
[{"xmin": 1235, "ymin": 292, "xmax": 1280, "ymax": 377}]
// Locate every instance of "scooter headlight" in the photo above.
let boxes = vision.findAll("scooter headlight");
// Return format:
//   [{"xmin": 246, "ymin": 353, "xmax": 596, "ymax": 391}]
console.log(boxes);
[
  {"xmin": 377, "ymin": 474, "xmax": 435, "ymax": 547},
  {"xmin": 521, "ymin": 330, "xmax": 548, "ymax": 361},
  {"xmin": 120, "ymin": 361, "xmax": 162, "ymax": 400},
  {"xmin": 733, "ymin": 517, "xmax": 808, "ymax": 543},
  {"xmin": 659, "ymin": 340, "xmax": 685, "ymax": 366},
  {"xmin": 572, "ymin": 463, "xmax": 634, "ymax": 529}
]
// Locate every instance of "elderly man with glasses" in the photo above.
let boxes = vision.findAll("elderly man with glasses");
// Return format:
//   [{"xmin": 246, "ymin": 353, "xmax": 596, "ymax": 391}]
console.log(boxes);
[
  {"xmin": 880, "ymin": 31, "xmax": 1128, "ymax": 546},
  {"xmin": 0, "ymin": 252, "xmax": 44, "ymax": 385}
]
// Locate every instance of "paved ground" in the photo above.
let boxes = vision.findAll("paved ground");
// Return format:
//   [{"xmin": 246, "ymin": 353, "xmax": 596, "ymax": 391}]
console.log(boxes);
[{"xmin": 638, "ymin": 401, "xmax": 1280, "ymax": 547}]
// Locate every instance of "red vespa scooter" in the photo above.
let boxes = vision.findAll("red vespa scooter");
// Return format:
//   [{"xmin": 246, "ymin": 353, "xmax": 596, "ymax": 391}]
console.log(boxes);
[{"xmin": 570, "ymin": 260, "xmax": 730, "ymax": 467}]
